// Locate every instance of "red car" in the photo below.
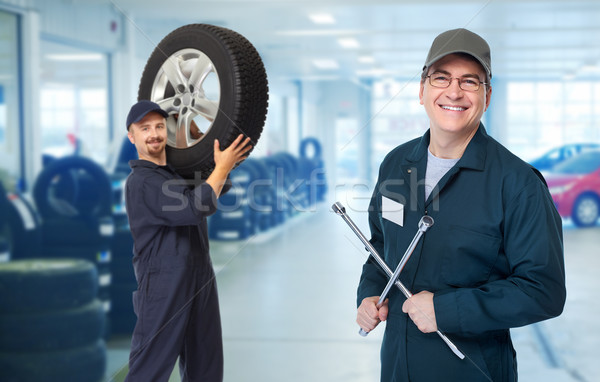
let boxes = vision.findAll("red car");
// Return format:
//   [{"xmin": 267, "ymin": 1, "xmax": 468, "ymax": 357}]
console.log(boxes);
[{"xmin": 546, "ymin": 150, "xmax": 600, "ymax": 227}]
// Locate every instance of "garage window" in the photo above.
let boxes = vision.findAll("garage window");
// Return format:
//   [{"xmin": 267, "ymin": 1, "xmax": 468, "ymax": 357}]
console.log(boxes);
[
  {"xmin": 0, "ymin": 10, "xmax": 21, "ymax": 191},
  {"xmin": 39, "ymin": 40, "xmax": 109, "ymax": 165}
]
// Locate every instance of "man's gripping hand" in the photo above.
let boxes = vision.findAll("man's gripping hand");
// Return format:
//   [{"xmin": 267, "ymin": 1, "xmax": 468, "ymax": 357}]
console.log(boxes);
[
  {"xmin": 213, "ymin": 134, "xmax": 252, "ymax": 173},
  {"xmin": 207, "ymin": 134, "xmax": 252, "ymax": 197},
  {"xmin": 357, "ymin": 296, "xmax": 389, "ymax": 334}
]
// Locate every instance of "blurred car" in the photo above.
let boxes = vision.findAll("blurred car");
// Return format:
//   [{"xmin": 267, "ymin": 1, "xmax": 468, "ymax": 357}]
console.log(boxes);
[
  {"xmin": 529, "ymin": 143, "xmax": 600, "ymax": 171},
  {"xmin": 546, "ymin": 150, "xmax": 600, "ymax": 227}
]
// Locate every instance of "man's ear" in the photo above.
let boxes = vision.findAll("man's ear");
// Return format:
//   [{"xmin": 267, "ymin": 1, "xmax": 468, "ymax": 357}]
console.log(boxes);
[
  {"xmin": 127, "ymin": 130, "xmax": 135, "ymax": 144},
  {"xmin": 484, "ymin": 86, "xmax": 492, "ymax": 112}
]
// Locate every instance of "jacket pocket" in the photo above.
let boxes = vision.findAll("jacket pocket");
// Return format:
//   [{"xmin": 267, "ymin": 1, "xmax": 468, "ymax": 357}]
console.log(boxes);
[
  {"xmin": 441, "ymin": 225, "xmax": 502, "ymax": 288},
  {"xmin": 146, "ymin": 269, "xmax": 170, "ymax": 302}
]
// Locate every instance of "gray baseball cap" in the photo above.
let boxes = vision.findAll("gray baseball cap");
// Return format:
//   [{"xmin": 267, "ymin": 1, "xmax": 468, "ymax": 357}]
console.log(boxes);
[{"xmin": 423, "ymin": 28, "xmax": 492, "ymax": 78}]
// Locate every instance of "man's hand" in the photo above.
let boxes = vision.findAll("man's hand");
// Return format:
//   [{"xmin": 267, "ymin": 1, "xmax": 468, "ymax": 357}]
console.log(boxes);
[
  {"xmin": 402, "ymin": 291, "xmax": 437, "ymax": 333},
  {"xmin": 206, "ymin": 134, "xmax": 252, "ymax": 197},
  {"xmin": 213, "ymin": 134, "xmax": 252, "ymax": 173},
  {"xmin": 357, "ymin": 296, "xmax": 389, "ymax": 334}
]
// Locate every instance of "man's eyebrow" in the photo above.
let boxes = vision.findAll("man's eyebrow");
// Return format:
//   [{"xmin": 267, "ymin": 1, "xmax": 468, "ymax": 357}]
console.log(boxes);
[
  {"xmin": 136, "ymin": 121, "xmax": 164, "ymax": 129},
  {"xmin": 431, "ymin": 70, "xmax": 480, "ymax": 78}
]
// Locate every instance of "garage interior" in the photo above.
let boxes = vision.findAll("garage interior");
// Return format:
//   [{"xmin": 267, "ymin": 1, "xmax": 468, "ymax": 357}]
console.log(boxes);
[{"xmin": 0, "ymin": 0, "xmax": 599, "ymax": 381}]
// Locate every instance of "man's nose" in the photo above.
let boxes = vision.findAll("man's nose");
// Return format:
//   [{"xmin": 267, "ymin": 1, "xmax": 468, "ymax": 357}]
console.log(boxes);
[
  {"xmin": 148, "ymin": 126, "xmax": 159, "ymax": 137},
  {"xmin": 446, "ymin": 78, "xmax": 464, "ymax": 97}
]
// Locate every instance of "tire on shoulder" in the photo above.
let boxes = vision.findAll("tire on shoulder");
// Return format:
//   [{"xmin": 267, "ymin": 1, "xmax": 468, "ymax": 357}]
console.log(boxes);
[{"xmin": 138, "ymin": 24, "xmax": 269, "ymax": 179}]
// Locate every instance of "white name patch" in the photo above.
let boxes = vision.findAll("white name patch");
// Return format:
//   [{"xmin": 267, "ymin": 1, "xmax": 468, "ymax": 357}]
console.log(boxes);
[{"xmin": 382, "ymin": 195, "xmax": 404, "ymax": 227}]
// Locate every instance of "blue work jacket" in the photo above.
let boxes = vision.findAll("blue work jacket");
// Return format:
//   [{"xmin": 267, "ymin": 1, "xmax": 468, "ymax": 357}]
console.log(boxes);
[
  {"xmin": 358, "ymin": 125, "xmax": 566, "ymax": 382},
  {"xmin": 125, "ymin": 160, "xmax": 230, "ymax": 274}
]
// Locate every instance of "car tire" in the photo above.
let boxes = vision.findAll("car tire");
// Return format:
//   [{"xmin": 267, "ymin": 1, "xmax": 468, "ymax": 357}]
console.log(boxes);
[
  {"xmin": 0, "ymin": 182, "xmax": 8, "ymax": 224},
  {"xmin": 299, "ymin": 137, "xmax": 323, "ymax": 160},
  {"xmin": 0, "ymin": 339, "xmax": 106, "ymax": 382},
  {"xmin": 33, "ymin": 156, "xmax": 112, "ymax": 219},
  {"xmin": 109, "ymin": 281, "xmax": 138, "ymax": 335},
  {"xmin": 3, "ymin": 193, "xmax": 43, "ymax": 260},
  {"xmin": 138, "ymin": 23, "xmax": 269, "ymax": 179},
  {"xmin": 0, "ymin": 299, "xmax": 105, "ymax": 351},
  {"xmin": 572, "ymin": 193, "xmax": 600, "ymax": 227},
  {"xmin": 0, "ymin": 259, "xmax": 98, "ymax": 313}
]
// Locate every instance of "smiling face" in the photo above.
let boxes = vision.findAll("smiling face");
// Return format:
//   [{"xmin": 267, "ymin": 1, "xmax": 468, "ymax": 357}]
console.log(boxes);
[
  {"xmin": 127, "ymin": 111, "xmax": 168, "ymax": 165},
  {"xmin": 419, "ymin": 53, "xmax": 492, "ymax": 144}
]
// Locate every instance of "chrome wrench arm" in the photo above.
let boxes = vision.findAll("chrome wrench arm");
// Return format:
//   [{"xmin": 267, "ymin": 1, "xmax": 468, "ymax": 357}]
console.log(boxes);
[
  {"xmin": 374, "ymin": 215, "xmax": 433, "ymax": 311},
  {"xmin": 332, "ymin": 202, "xmax": 465, "ymax": 360}
]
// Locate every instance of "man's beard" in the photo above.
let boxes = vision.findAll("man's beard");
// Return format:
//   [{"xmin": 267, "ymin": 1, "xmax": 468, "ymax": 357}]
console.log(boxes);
[{"xmin": 146, "ymin": 138, "xmax": 165, "ymax": 156}]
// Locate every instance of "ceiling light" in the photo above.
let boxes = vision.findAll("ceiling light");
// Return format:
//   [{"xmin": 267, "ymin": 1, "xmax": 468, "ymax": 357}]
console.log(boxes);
[
  {"xmin": 358, "ymin": 56, "xmax": 375, "ymax": 64},
  {"xmin": 338, "ymin": 38, "xmax": 360, "ymax": 49},
  {"xmin": 312, "ymin": 59, "xmax": 339, "ymax": 70},
  {"xmin": 580, "ymin": 64, "xmax": 600, "ymax": 73},
  {"xmin": 309, "ymin": 13, "xmax": 336, "ymax": 24},
  {"xmin": 45, "ymin": 54, "xmax": 104, "ymax": 61},
  {"xmin": 356, "ymin": 68, "xmax": 389, "ymax": 77}
]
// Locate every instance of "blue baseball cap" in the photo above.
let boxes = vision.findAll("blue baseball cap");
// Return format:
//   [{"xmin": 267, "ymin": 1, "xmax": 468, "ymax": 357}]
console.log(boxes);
[{"xmin": 126, "ymin": 100, "xmax": 168, "ymax": 130}]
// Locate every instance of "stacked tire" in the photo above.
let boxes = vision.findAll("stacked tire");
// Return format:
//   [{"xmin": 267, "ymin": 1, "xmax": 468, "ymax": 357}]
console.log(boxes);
[
  {"xmin": 33, "ymin": 156, "xmax": 114, "ymax": 337},
  {"xmin": 3, "ymin": 192, "xmax": 43, "ymax": 261},
  {"xmin": 0, "ymin": 259, "xmax": 106, "ymax": 381},
  {"xmin": 299, "ymin": 137, "xmax": 327, "ymax": 204},
  {"xmin": 0, "ymin": 241, "xmax": 8, "ymax": 264},
  {"xmin": 0, "ymin": 182, "xmax": 9, "ymax": 263},
  {"xmin": 206, "ymin": 139, "xmax": 328, "ymax": 241},
  {"xmin": 208, "ymin": 165, "xmax": 253, "ymax": 240},
  {"xmin": 238, "ymin": 158, "xmax": 273, "ymax": 231},
  {"xmin": 260, "ymin": 156, "xmax": 287, "ymax": 227},
  {"xmin": 272, "ymin": 152, "xmax": 305, "ymax": 216},
  {"xmin": 109, "ymin": 211, "xmax": 137, "ymax": 335}
]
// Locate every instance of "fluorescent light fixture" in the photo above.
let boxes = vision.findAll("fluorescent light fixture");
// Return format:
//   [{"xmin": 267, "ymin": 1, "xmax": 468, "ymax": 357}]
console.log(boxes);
[
  {"xmin": 309, "ymin": 13, "xmax": 336, "ymax": 24},
  {"xmin": 276, "ymin": 29, "xmax": 365, "ymax": 37},
  {"xmin": 45, "ymin": 53, "xmax": 104, "ymax": 62},
  {"xmin": 338, "ymin": 38, "xmax": 360, "ymax": 49},
  {"xmin": 356, "ymin": 68, "xmax": 389, "ymax": 77},
  {"xmin": 312, "ymin": 59, "xmax": 339, "ymax": 70},
  {"xmin": 580, "ymin": 64, "xmax": 600, "ymax": 72},
  {"xmin": 358, "ymin": 55, "xmax": 375, "ymax": 64}
]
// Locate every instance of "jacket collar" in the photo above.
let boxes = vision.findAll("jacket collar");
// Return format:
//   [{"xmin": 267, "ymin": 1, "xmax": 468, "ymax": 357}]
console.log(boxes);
[
  {"xmin": 129, "ymin": 159, "xmax": 159, "ymax": 169},
  {"xmin": 406, "ymin": 123, "xmax": 488, "ymax": 171},
  {"xmin": 129, "ymin": 159, "xmax": 178, "ymax": 173}
]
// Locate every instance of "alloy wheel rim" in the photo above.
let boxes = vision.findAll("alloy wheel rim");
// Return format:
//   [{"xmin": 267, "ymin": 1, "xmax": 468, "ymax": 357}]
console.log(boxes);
[{"xmin": 150, "ymin": 48, "xmax": 221, "ymax": 149}]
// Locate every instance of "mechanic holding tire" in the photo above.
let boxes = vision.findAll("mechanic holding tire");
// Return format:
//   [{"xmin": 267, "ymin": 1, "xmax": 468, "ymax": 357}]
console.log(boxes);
[{"xmin": 123, "ymin": 100, "xmax": 251, "ymax": 381}]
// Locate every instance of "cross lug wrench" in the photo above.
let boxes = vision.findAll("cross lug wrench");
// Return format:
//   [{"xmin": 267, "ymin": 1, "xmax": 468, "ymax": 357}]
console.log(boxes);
[{"xmin": 332, "ymin": 202, "xmax": 465, "ymax": 359}]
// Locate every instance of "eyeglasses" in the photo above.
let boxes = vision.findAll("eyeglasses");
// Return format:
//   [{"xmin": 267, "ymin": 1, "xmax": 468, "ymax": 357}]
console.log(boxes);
[{"xmin": 426, "ymin": 73, "xmax": 487, "ymax": 92}]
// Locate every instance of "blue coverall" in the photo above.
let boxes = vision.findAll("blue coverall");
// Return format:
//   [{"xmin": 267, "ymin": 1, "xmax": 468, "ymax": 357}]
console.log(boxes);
[
  {"xmin": 358, "ymin": 125, "xmax": 566, "ymax": 382},
  {"xmin": 124, "ymin": 160, "xmax": 227, "ymax": 382}
]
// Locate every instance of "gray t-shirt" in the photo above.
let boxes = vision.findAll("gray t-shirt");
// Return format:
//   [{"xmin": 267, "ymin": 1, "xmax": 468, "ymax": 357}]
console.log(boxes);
[{"xmin": 425, "ymin": 149, "xmax": 460, "ymax": 200}]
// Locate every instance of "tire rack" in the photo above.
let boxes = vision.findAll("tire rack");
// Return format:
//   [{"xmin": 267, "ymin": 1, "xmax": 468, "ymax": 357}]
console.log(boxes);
[{"xmin": 208, "ymin": 137, "xmax": 327, "ymax": 240}]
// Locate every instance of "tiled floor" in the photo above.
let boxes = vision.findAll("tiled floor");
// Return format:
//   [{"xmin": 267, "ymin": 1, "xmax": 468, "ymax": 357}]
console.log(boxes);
[{"xmin": 104, "ymin": 201, "xmax": 598, "ymax": 382}]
